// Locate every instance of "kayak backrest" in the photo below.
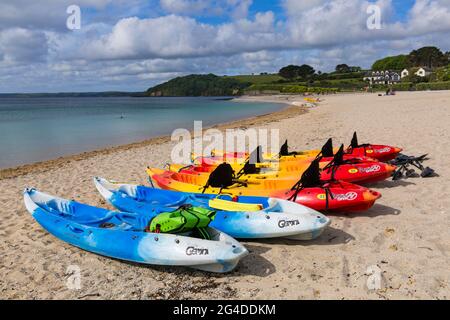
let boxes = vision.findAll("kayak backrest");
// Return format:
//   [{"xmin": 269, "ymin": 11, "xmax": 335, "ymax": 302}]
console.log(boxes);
[
  {"xmin": 205, "ymin": 163, "xmax": 235, "ymax": 188},
  {"xmin": 298, "ymin": 158, "xmax": 322, "ymax": 188},
  {"xmin": 118, "ymin": 184, "xmax": 137, "ymax": 198},
  {"xmin": 248, "ymin": 145, "xmax": 263, "ymax": 164},
  {"xmin": 239, "ymin": 146, "xmax": 263, "ymax": 176},
  {"xmin": 350, "ymin": 132, "xmax": 359, "ymax": 148},
  {"xmin": 331, "ymin": 144, "xmax": 345, "ymax": 165},
  {"xmin": 321, "ymin": 138, "xmax": 334, "ymax": 158},
  {"xmin": 279, "ymin": 140, "xmax": 289, "ymax": 156}
]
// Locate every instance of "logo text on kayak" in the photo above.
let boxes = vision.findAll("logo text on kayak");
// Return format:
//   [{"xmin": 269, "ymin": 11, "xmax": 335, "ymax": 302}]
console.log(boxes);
[
  {"xmin": 278, "ymin": 219, "xmax": 300, "ymax": 228},
  {"xmin": 375, "ymin": 147, "xmax": 391, "ymax": 153},
  {"xmin": 359, "ymin": 165, "xmax": 381, "ymax": 173},
  {"xmin": 317, "ymin": 192, "xmax": 358, "ymax": 201},
  {"xmin": 186, "ymin": 246, "xmax": 209, "ymax": 256}
]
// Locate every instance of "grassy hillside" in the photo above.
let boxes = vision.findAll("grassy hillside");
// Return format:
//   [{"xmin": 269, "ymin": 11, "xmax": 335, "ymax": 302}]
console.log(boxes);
[
  {"xmin": 435, "ymin": 64, "xmax": 450, "ymax": 81},
  {"xmin": 146, "ymin": 72, "xmax": 369, "ymax": 96},
  {"xmin": 226, "ymin": 74, "xmax": 283, "ymax": 84},
  {"xmin": 145, "ymin": 64, "xmax": 450, "ymax": 97},
  {"xmin": 146, "ymin": 74, "xmax": 250, "ymax": 97}
]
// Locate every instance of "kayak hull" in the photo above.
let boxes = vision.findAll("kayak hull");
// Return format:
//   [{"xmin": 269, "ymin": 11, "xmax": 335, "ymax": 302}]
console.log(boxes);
[
  {"xmin": 24, "ymin": 188, "xmax": 248, "ymax": 273},
  {"xmin": 147, "ymin": 169, "xmax": 381, "ymax": 213},
  {"xmin": 345, "ymin": 145, "xmax": 402, "ymax": 162},
  {"xmin": 173, "ymin": 161, "xmax": 395, "ymax": 185},
  {"xmin": 94, "ymin": 177, "xmax": 331, "ymax": 240}
]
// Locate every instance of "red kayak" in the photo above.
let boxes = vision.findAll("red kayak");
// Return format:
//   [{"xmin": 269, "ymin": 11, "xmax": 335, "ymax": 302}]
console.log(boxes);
[
  {"xmin": 196, "ymin": 133, "xmax": 402, "ymax": 164},
  {"xmin": 271, "ymin": 181, "xmax": 381, "ymax": 212},
  {"xmin": 345, "ymin": 132, "xmax": 402, "ymax": 162},
  {"xmin": 174, "ymin": 160, "xmax": 395, "ymax": 185},
  {"xmin": 150, "ymin": 159, "xmax": 382, "ymax": 213},
  {"xmin": 180, "ymin": 145, "xmax": 396, "ymax": 185},
  {"xmin": 273, "ymin": 157, "xmax": 382, "ymax": 212}
]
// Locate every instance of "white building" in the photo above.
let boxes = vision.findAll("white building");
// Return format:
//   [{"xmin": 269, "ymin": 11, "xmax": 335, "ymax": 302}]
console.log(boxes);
[
  {"xmin": 401, "ymin": 69, "xmax": 409, "ymax": 78},
  {"xmin": 415, "ymin": 67, "xmax": 433, "ymax": 77},
  {"xmin": 364, "ymin": 70, "xmax": 401, "ymax": 85},
  {"xmin": 401, "ymin": 67, "xmax": 433, "ymax": 78}
]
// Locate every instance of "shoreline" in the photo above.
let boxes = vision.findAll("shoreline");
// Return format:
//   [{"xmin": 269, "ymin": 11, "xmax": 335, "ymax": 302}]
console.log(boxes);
[{"xmin": 0, "ymin": 100, "xmax": 306, "ymax": 180}]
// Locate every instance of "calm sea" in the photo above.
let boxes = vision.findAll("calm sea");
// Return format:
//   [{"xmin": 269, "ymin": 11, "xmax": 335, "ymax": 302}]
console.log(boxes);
[{"xmin": 0, "ymin": 97, "xmax": 284, "ymax": 168}]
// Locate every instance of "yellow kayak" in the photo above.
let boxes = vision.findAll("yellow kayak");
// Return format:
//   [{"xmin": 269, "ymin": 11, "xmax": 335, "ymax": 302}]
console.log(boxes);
[
  {"xmin": 196, "ymin": 148, "xmax": 328, "ymax": 164},
  {"xmin": 194, "ymin": 139, "xmax": 341, "ymax": 166},
  {"xmin": 199, "ymin": 134, "xmax": 402, "ymax": 164},
  {"xmin": 147, "ymin": 168, "xmax": 300, "ymax": 192},
  {"xmin": 146, "ymin": 163, "xmax": 382, "ymax": 213},
  {"xmin": 164, "ymin": 145, "xmax": 396, "ymax": 186},
  {"xmin": 304, "ymin": 97, "xmax": 320, "ymax": 103},
  {"xmin": 167, "ymin": 162, "xmax": 309, "ymax": 178}
]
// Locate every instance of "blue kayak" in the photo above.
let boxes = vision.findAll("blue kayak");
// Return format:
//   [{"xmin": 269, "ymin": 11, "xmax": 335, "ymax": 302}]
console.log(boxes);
[
  {"xmin": 24, "ymin": 188, "xmax": 248, "ymax": 273},
  {"xmin": 94, "ymin": 177, "xmax": 330, "ymax": 240}
]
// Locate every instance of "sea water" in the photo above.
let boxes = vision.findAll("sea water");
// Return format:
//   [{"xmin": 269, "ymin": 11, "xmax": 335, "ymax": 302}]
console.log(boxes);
[{"xmin": 0, "ymin": 96, "xmax": 284, "ymax": 168}]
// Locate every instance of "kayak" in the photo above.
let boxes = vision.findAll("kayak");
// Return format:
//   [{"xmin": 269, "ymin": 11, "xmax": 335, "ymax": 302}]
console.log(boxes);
[
  {"xmin": 23, "ymin": 188, "xmax": 248, "ymax": 273},
  {"xmin": 196, "ymin": 133, "xmax": 402, "ymax": 163},
  {"xmin": 194, "ymin": 139, "xmax": 378, "ymax": 167},
  {"xmin": 344, "ymin": 132, "xmax": 402, "ymax": 162},
  {"xmin": 304, "ymin": 97, "xmax": 320, "ymax": 103},
  {"xmin": 147, "ymin": 159, "xmax": 382, "ymax": 212},
  {"xmin": 94, "ymin": 177, "xmax": 331, "ymax": 241},
  {"xmin": 168, "ymin": 160, "xmax": 396, "ymax": 185},
  {"xmin": 172, "ymin": 145, "xmax": 396, "ymax": 185}
]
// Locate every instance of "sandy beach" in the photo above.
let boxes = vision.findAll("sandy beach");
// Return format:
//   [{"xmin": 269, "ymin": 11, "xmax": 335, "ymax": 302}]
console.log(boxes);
[{"xmin": 1, "ymin": 91, "xmax": 449, "ymax": 299}]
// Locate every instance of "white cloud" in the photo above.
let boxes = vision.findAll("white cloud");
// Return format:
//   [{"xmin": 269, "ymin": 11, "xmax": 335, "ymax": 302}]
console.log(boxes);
[
  {"xmin": 282, "ymin": 0, "xmax": 327, "ymax": 13},
  {"xmin": 159, "ymin": 0, "xmax": 253, "ymax": 19},
  {"xmin": 160, "ymin": 0, "xmax": 209, "ymax": 15},
  {"xmin": 406, "ymin": 0, "xmax": 450, "ymax": 35},
  {"xmin": 1, "ymin": 0, "xmax": 450, "ymax": 92},
  {"xmin": 0, "ymin": 0, "xmax": 118, "ymax": 31},
  {"xmin": 0, "ymin": 28, "xmax": 48, "ymax": 63},
  {"xmin": 228, "ymin": 0, "xmax": 253, "ymax": 20},
  {"xmin": 72, "ymin": 12, "xmax": 278, "ymax": 61}
]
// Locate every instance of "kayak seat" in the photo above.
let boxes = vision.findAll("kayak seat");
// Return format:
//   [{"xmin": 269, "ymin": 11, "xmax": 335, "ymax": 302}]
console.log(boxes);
[
  {"xmin": 131, "ymin": 186, "xmax": 188, "ymax": 207},
  {"xmin": 264, "ymin": 199, "xmax": 282, "ymax": 213},
  {"xmin": 41, "ymin": 199, "xmax": 76, "ymax": 217},
  {"xmin": 115, "ymin": 213, "xmax": 152, "ymax": 231}
]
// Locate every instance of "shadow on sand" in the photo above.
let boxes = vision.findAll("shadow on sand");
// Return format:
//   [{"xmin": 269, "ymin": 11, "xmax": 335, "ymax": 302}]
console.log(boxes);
[
  {"xmin": 366, "ymin": 179, "xmax": 416, "ymax": 189},
  {"xmin": 242, "ymin": 226, "xmax": 354, "ymax": 247},
  {"xmin": 232, "ymin": 244, "xmax": 276, "ymax": 277},
  {"xmin": 335, "ymin": 203, "xmax": 401, "ymax": 218}
]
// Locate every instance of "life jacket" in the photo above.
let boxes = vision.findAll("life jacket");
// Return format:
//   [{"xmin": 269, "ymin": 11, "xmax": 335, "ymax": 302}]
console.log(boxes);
[{"xmin": 148, "ymin": 205, "xmax": 216, "ymax": 239}]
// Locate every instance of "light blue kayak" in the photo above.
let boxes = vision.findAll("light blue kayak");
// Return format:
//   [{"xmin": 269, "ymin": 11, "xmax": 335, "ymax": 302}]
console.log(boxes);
[
  {"xmin": 23, "ymin": 188, "xmax": 248, "ymax": 273},
  {"xmin": 94, "ymin": 177, "xmax": 330, "ymax": 240}
]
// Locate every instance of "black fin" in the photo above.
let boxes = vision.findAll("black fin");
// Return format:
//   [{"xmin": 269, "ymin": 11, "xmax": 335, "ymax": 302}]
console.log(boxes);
[
  {"xmin": 279, "ymin": 140, "xmax": 289, "ymax": 156},
  {"xmin": 299, "ymin": 158, "xmax": 322, "ymax": 188},
  {"xmin": 321, "ymin": 138, "xmax": 334, "ymax": 157},
  {"xmin": 249, "ymin": 145, "xmax": 263, "ymax": 164},
  {"xmin": 350, "ymin": 132, "xmax": 359, "ymax": 148},
  {"xmin": 333, "ymin": 144, "xmax": 345, "ymax": 165}
]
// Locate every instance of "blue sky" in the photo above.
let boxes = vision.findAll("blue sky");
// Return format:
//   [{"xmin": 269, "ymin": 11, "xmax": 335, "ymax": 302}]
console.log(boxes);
[{"xmin": 0, "ymin": 0, "xmax": 449, "ymax": 93}]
